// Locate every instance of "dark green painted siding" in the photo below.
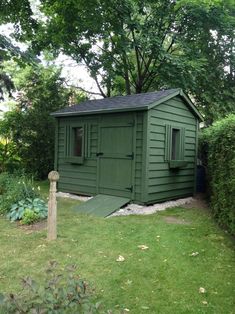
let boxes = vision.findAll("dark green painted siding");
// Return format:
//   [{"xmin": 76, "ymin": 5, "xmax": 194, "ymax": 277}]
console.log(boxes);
[
  {"xmin": 133, "ymin": 112, "xmax": 144, "ymax": 202},
  {"xmin": 55, "ymin": 95, "xmax": 199, "ymax": 204},
  {"xmin": 146, "ymin": 96, "xmax": 197, "ymax": 203},
  {"xmin": 56, "ymin": 112, "xmax": 144, "ymax": 202},
  {"xmin": 57, "ymin": 116, "xmax": 98, "ymax": 195}
]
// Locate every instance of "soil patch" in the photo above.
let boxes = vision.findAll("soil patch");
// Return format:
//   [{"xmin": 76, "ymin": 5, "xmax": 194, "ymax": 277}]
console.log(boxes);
[
  {"xmin": 17, "ymin": 220, "xmax": 47, "ymax": 233},
  {"xmin": 183, "ymin": 193, "xmax": 209, "ymax": 210}
]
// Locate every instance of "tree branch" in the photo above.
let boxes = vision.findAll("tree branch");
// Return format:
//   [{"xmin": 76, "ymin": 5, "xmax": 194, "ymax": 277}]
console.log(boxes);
[
  {"xmin": 81, "ymin": 57, "xmax": 107, "ymax": 98},
  {"xmin": 64, "ymin": 82, "xmax": 104, "ymax": 97}
]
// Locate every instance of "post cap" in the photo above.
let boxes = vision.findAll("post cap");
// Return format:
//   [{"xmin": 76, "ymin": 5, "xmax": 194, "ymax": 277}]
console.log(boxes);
[{"xmin": 48, "ymin": 171, "xmax": 60, "ymax": 181}]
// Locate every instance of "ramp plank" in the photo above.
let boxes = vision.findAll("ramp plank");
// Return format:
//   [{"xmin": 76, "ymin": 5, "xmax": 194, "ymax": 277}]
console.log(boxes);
[{"xmin": 72, "ymin": 194, "xmax": 130, "ymax": 217}]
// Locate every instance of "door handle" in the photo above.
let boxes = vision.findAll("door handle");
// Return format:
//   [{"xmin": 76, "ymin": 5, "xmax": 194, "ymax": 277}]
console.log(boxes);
[
  {"xmin": 96, "ymin": 152, "xmax": 104, "ymax": 156},
  {"xmin": 126, "ymin": 153, "xmax": 134, "ymax": 159}
]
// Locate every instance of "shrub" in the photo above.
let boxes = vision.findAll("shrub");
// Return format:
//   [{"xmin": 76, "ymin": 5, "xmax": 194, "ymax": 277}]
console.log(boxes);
[
  {"xmin": 0, "ymin": 138, "xmax": 20, "ymax": 173},
  {"xmin": 0, "ymin": 261, "xmax": 102, "ymax": 313},
  {"xmin": 0, "ymin": 172, "xmax": 39, "ymax": 214},
  {"xmin": 199, "ymin": 114, "xmax": 235, "ymax": 234},
  {"xmin": 7, "ymin": 198, "xmax": 47, "ymax": 222}
]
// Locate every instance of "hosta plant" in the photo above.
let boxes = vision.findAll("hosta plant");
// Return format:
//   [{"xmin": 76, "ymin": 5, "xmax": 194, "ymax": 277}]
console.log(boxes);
[{"xmin": 7, "ymin": 198, "xmax": 47, "ymax": 222}]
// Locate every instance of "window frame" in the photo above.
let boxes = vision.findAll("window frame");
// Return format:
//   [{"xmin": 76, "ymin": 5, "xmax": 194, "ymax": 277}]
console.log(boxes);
[
  {"xmin": 64, "ymin": 123, "xmax": 85, "ymax": 164},
  {"xmin": 171, "ymin": 128, "xmax": 181, "ymax": 160},
  {"xmin": 165, "ymin": 124, "xmax": 187, "ymax": 168}
]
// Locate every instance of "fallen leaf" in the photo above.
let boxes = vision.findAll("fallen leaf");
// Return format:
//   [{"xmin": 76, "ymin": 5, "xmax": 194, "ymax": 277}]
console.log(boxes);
[
  {"xmin": 202, "ymin": 301, "xmax": 208, "ymax": 305},
  {"xmin": 116, "ymin": 255, "xmax": 125, "ymax": 262},
  {"xmin": 199, "ymin": 287, "xmax": 206, "ymax": 294},
  {"xmin": 125, "ymin": 279, "xmax": 132, "ymax": 285},
  {"xmin": 138, "ymin": 245, "xmax": 149, "ymax": 250},
  {"xmin": 141, "ymin": 306, "xmax": 150, "ymax": 310},
  {"xmin": 190, "ymin": 252, "xmax": 199, "ymax": 257},
  {"xmin": 124, "ymin": 308, "xmax": 130, "ymax": 312}
]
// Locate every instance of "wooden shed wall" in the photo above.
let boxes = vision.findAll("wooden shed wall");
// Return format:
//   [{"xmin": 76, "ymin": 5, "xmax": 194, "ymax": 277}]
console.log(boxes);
[
  {"xmin": 134, "ymin": 112, "xmax": 145, "ymax": 202},
  {"xmin": 55, "ymin": 112, "xmax": 145, "ymax": 202},
  {"xmin": 145, "ymin": 96, "xmax": 198, "ymax": 203},
  {"xmin": 56, "ymin": 115, "xmax": 98, "ymax": 195}
]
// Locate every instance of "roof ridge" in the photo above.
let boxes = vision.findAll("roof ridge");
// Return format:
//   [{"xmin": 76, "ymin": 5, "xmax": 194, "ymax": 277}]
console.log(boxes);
[{"xmin": 70, "ymin": 88, "xmax": 179, "ymax": 106}]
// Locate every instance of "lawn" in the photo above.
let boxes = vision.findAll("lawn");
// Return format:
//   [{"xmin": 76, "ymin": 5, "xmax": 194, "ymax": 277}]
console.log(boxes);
[{"xmin": 0, "ymin": 182, "xmax": 234, "ymax": 313}]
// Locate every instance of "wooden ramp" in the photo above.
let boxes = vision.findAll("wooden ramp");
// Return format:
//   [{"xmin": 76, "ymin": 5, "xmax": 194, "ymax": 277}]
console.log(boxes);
[{"xmin": 72, "ymin": 194, "xmax": 130, "ymax": 217}]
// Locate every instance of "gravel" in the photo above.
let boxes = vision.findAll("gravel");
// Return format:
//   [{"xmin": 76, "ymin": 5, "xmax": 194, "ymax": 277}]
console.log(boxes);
[
  {"xmin": 56, "ymin": 192, "xmax": 92, "ymax": 202},
  {"xmin": 109, "ymin": 197, "xmax": 193, "ymax": 217},
  {"xmin": 56, "ymin": 191, "xmax": 193, "ymax": 217}
]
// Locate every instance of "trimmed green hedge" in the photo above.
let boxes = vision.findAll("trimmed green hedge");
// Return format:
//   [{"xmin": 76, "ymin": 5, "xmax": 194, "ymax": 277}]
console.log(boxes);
[{"xmin": 199, "ymin": 114, "xmax": 235, "ymax": 235}]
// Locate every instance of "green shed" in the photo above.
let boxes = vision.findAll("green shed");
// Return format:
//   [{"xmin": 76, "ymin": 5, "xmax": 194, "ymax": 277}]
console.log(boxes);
[{"xmin": 52, "ymin": 88, "xmax": 203, "ymax": 205}]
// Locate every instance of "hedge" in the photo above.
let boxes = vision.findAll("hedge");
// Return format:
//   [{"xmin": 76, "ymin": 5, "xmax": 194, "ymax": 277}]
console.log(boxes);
[{"xmin": 199, "ymin": 114, "xmax": 235, "ymax": 235}]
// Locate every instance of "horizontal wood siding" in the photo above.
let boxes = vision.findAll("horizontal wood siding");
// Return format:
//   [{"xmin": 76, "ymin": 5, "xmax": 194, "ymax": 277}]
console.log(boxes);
[
  {"xmin": 147, "ymin": 96, "xmax": 197, "ymax": 203},
  {"xmin": 57, "ymin": 116, "xmax": 98, "ymax": 195},
  {"xmin": 56, "ymin": 112, "xmax": 145, "ymax": 201}
]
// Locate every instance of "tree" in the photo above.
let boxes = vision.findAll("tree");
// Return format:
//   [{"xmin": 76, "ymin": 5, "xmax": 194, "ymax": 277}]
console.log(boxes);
[
  {"xmin": 0, "ymin": 0, "xmax": 39, "ymax": 99},
  {"xmin": 29, "ymin": 0, "xmax": 235, "ymax": 123},
  {"xmin": 1, "ymin": 0, "xmax": 235, "ymax": 123},
  {"xmin": 0, "ymin": 64, "xmax": 85, "ymax": 178}
]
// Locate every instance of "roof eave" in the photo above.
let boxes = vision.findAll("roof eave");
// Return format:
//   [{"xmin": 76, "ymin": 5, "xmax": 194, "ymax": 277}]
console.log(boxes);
[{"xmin": 51, "ymin": 105, "xmax": 149, "ymax": 117}]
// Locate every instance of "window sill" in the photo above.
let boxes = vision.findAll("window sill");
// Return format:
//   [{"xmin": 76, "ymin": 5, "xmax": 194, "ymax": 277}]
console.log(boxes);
[
  {"xmin": 169, "ymin": 160, "xmax": 188, "ymax": 169},
  {"xmin": 63, "ymin": 156, "xmax": 84, "ymax": 164}
]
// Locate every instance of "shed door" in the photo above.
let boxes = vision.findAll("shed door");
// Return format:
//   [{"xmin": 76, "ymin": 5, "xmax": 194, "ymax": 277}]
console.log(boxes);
[{"xmin": 98, "ymin": 124, "xmax": 133, "ymax": 198}]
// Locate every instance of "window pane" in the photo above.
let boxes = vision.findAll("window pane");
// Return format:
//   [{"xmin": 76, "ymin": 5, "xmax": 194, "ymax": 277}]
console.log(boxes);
[
  {"xmin": 171, "ymin": 128, "xmax": 180, "ymax": 160},
  {"xmin": 73, "ymin": 127, "xmax": 83, "ymax": 156}
]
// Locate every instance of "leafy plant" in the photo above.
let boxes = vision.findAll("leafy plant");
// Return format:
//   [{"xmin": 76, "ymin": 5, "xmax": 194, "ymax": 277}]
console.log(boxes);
[
  {"xmin": 199, "ymin": 114, "xmax": 235, "ymax": 234},
  {"xmin": 21, "ymin": 209, "xmax": 40, "ymax": 225},
  {"xmin": 0, "ymin": 137, "xmax": 20, "ymax": 173},
  {"xmin": 0, "ymin": 261, "xmax": 102, "ymax": 313},
  {"xmin": 0, "ymin": 172, "xmax": 39, "ymax": 214},
  {"xmin": 7, "ymin": 197, "xmax": 47, "ymax": 222}
]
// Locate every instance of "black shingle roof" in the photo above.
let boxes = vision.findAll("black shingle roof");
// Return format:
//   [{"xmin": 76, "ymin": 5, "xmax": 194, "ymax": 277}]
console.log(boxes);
[{"xmin": 52, "ymin": 89, "xmax": 180, "ymax": 116}]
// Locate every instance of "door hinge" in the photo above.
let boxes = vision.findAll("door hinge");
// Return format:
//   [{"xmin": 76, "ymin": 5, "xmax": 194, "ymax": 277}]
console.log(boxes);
[
  {"xmin": 125, "ymin": 186, "xmax": 133, "ymax": 192},
  {"xmin": 126, "ymin": 152, "xmax": 134, "ymax": 159},
  {"xmin": 96, "ymin": 152, "xmax": 104, "ymax": 157}
]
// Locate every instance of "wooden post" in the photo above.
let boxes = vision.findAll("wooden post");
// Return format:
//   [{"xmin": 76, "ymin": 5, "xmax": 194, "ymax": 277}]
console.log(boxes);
[{"xmin": 47, "ymin": 171, "xmax": 59, "ymax": 241}]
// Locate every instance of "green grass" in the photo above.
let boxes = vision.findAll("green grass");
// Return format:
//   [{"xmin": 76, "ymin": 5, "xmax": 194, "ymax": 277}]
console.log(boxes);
[{"xmin": 0, "ymin": 183, "xmax": 234, "ymax": 313}]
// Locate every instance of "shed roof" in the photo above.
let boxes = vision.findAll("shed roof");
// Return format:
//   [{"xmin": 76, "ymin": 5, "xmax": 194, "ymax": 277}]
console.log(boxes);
[{"xmin": 52, "ymin": 88, "xmax": 203, "ymax": 120}]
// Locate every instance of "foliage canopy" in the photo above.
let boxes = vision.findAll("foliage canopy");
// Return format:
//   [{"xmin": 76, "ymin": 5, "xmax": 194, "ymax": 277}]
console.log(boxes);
[
  {"xmin": 1, "ymin": 0, "xmax": 235, "ymax": 123},
  {"xmin": 0, "ymin": 64, "xmax": 71, "ymax": 178},
  {"xmin": 20, "ymin": 0, "xmax": 235, "ymax": 123}
]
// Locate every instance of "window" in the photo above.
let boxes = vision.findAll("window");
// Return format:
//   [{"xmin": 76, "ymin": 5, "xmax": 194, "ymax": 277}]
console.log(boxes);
[
  {"xmin": 64, "ymin": 124, "xmax": 85, "ymax": 164},
  {"xmin": 171, "ymin": 128, "xmax": 180, "ymax": 160},
  {"xmin": 73, "ymin": 127, "xmax": 83, "ymax": 157},
  {"xmin": 165, "ymin": 125, "xmax": 186, "ymax": 168}
]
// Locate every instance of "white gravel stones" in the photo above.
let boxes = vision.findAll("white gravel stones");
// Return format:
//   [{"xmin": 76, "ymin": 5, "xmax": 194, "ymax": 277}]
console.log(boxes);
[
  {"xmin": 56, "ymin": 191, "xmax": 193, "ymax": 217},
  {"xmin": 109, "ymin": 197, "xmax": 193, "ymax": 217},
  {"xmin": 56, "ymin": 192, "xmax": 92, "ymax": 202}
]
